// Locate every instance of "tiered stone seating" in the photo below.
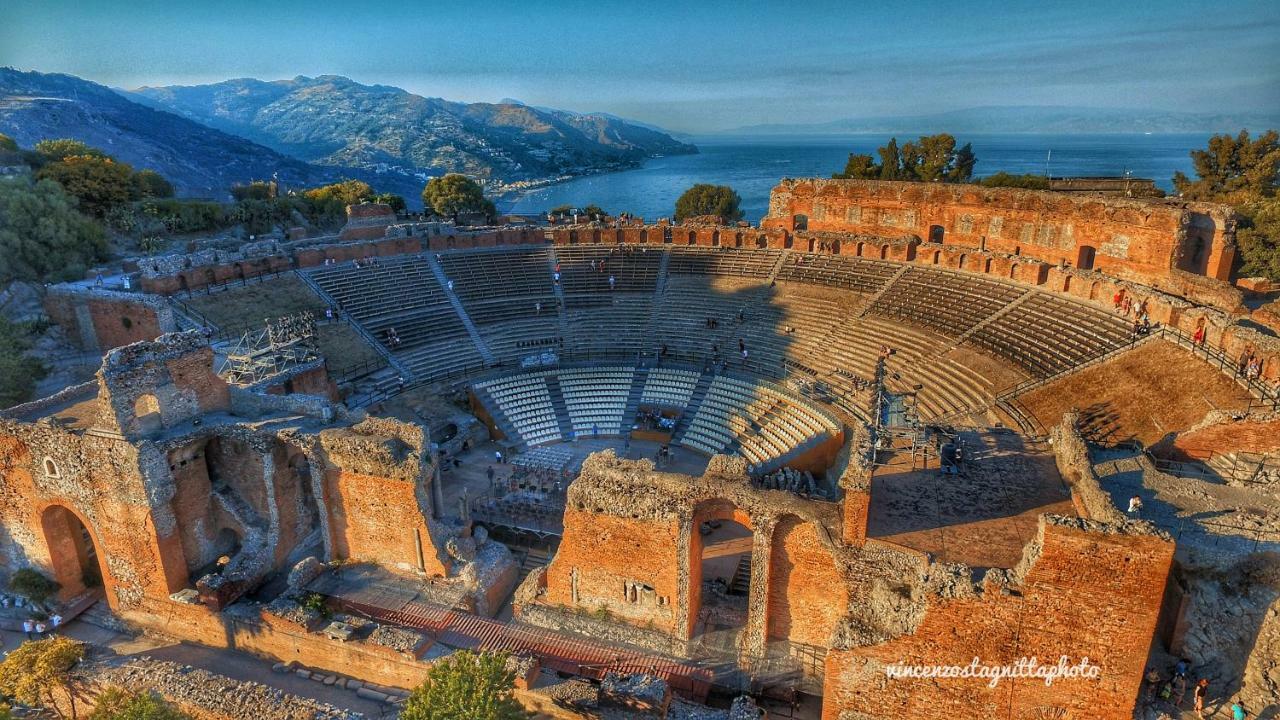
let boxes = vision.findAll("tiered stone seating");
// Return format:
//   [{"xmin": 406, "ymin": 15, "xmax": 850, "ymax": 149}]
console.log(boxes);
[
  {"xmin": 558, "ymin": 367, "xmax": 636, "ymax": 436},
  {"xmin": 439, "ymin": 248, "xmax": 557, "ymax": 326},
  {"xmin": 307, "ymin": 256, "xmax": 467, "ymax": 352},
  {"xmin": 641, "ymin": 369, "xmax": 700, "ymax": 407},
  {"xmin": 775, "ymin": 253, "xmax": 899, "ymax": 293},
  {"xmin": 968, "ymin": 293, "xmax": 1130, "ymax": 377},
  {"xmin": 667, "ymin": 247, "xmax": 781, "ymax": 277},
  {"xmin": 474, "ymin": 373, "xmax": 561, "ymax": 446},
  {"xmin": 556, "ymin": 246, "xmax": 663, "ymax": 293},
  {"xmin": 869, "ymin": 267, "xmax": 1025, "ymax": 336},
  {"xmin": 679, "ymin": 375, "xmax": 841, "ymax": 471}
]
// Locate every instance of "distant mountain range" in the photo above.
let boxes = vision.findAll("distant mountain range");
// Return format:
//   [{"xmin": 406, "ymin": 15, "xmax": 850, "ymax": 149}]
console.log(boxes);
[
  {"xmin": 0, "ymin": 69, "xmax": 697, "ymax": 203},
  {"xmin": 725, "ymin": 105, "xmax": 1280, "ymax": 136},
  {"xmin": 0, "ymin": 68, "xmax": 342, "ymax": 198},
  {"xmin": 127, "ymin": 75, "xmax": 696, "ymax": 188}
]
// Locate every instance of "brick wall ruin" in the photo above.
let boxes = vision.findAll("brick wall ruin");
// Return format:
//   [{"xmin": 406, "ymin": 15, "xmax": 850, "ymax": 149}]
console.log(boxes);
[
  {"xmin": 761, "ymin": 178, "xmax": 1238, "ymax": 286},
  {"xmin": 43, "ymin": 286, "xmax": 177, "ymax": 352},
  {"xmin": 0, "ymin": 333, "xmax": 494, "ymax": 616},
  {"xmin": 822, "ymin": 516, "xmax": 1175, "ymax": 720}
]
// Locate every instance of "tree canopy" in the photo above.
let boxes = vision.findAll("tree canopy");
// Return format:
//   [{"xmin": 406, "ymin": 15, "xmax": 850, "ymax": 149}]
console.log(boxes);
[
  {"xmin": 34, "ymin": 139, "xmax": 107, "ymax": 162},
  {"xmin": 0, "ymin": 133, "xmax": 16, "ymax": 152},
  {"xmin": 422, "ymin": 174, "xmax": 495, "ymax": 221},
  {"xmin": 88, "ymin": 687, "xmax": 190, "ymax": 720},
  {"xmin": 0, "ymin": 178, "xmax": 107, "ymax": 283},
  {"xmin": 0, "ymin": 637, "xmax": 86, "ymax": 720},
  {"xmin": 303, "ymin": 179, "xmax": 374, "ymax": 207},
  {"xmin": 834, "ymin": 134, "xmax": 976, "ymax": 183},
  {"xmin": 1171, "ymin": 130, "xmax": 1280, "ymax": 280},
  {"xmin": 134, "ymin": 170, "xmax": 174, "ymax": 200},
  {"xmin": 0, "ymin": 319, "xmax": 48, "ymax": 411},
  {"xmin": 1172, "ymin": 130, "xmax": 1279, "ymax": 205},
  {"xmin": 978, "ymin": 172, "xmax": 1051, "ymax": 190},
  {"xmin": 674, "ymin": 184, "xmax": 743, "ymax": 223},
  {"xmin": 36, "ymin": 154, "xmax": 138, "ymax": 218},
  {"xmin": 400, "ymin": 651, "xmax": 529, "ymax": 720}
]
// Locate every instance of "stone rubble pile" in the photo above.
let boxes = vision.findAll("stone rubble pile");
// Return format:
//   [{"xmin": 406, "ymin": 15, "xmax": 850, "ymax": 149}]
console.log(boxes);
[
  {"xmin": 755, "ymin": 467, "xmax": 826, "ymax": 498},
  {"xmin": 91, "ymin": 656, "xmax": 363, "ymax": 720}
]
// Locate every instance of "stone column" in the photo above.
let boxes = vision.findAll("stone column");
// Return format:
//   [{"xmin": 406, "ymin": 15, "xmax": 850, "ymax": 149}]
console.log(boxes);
[{"xmin": 742, "ymin": 515, "xmax": 776, "ymax": 660}]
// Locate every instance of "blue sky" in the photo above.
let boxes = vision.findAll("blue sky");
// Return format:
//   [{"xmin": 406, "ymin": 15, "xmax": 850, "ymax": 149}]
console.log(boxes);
[{"xmin": 3, "ymin": 0, "xmax": 1277, "ymax": 132}]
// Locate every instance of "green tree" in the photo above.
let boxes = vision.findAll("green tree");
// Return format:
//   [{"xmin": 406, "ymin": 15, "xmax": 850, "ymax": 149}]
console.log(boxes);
[
  {"xmin": 134, "ymin": 170, "xmax": 174, "ymax": 200},
  {"xmin": 1172, "ymin": 130, "xmax": 1279, "ymax": 204},
  {"xmin": 34, "ymin": 139, "xmax": 107, "ymax": 162},
  {"xmin": 833, "ymin": 153, "xmax": 879, "ymax": 179},
  {"xmin": 978, "ymin": 172, "xmax": 1051, "ymax": 190},
  {"xmin": 878, "ymin": 138, "xmax": 902, "ymax": 180},
  {"xmin": 230, "ymin": 181, "xmax": 276, "ymax": 202},
  {"xmin": 674, "ymin": 184, "xmax": 743, "ymax": 223},
  {"xmin": 373, "ymin": 192, "xmax": 406, "ymax": 213},
  {"xmin": 422, "ymin": 174, "xmax": 496, "ymax": 221},
  {"xmin": 949, "ymin": 142, "xmax": 977, "ymax": 182},
  {"xmin": 0, "ymin": 319, "xmax": 47, "ymax": 407},
  {"xmin": 0, "ymin": 133, "xmax": 16, "ymax": 152},
  {"xmin": 88, "ymin": 687, "xmax": 189, "ymax": 720},
  {"xmin": 303, "ymin": 179, "xmax": 374, "ymax": 207},
  {"xmin": 1237, "ymin": 196, "xmax": 1280, "ymax": 280},
  {"xmin": 0, "ymin": 637, "xmax": 86, "ymax": 720},
  {"xmin": 37, "ymin": 155, "xmax": 139, "ymax": 217},
  {"xmin": 580, "ymin": 204, "xmax": 608, "ymax": 220},
  {"xmin": 8, "ymin": 568, "xmax": 59, "ymax": 607},
  {"xmin": 400, "ymin": 651, "xmax": 529, "ymax": 720},
  {"xmin": 0, "ymin": 179, "xmax": 107, "ymax": 283}
]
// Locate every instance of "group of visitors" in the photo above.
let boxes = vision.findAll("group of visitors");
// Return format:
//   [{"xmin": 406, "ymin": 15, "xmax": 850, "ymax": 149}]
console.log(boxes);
[
  {"xmin": 384, "ymin": 327, "xmax": 402, "ymax": 348},
  {"xmin": 351, "ymin": 255, "xmax": 380, "ymax": 269},
  {"xmin": 19, "ymin": 612, "xmax": 61, "ymax": 641},
  {"xmin": 654, "ymin": 443, "xmax": 675, "ymax": 468},
  {"xmin": 1143, "ymin": 661, "xmax": 1249, "ymax": 719},
  {"xmin": 1238, "ymin": 346, "xmax": 1264, "ymax": 381}
]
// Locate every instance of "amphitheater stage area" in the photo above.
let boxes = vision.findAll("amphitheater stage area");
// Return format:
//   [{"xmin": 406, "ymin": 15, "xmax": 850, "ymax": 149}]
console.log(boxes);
[{"xmin": 866, "ymin": 429, "xmax": 1076, "ymax": 569}]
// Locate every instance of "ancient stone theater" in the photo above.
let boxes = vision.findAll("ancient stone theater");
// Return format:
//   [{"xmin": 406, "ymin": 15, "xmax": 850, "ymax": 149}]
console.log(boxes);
[{"xmin": 2, "ymin": 180, "xmax": 1278, "ymax": 718}]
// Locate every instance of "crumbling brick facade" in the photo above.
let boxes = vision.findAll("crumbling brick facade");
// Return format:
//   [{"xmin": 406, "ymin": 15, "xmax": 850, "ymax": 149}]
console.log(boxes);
[
  {"xmin": 762, "ymin": 178, "xmax": 1238, "ymax": 285},
  {"xmin": 0, "ymin": 333, "xmax": 479, "ymax": 615}
]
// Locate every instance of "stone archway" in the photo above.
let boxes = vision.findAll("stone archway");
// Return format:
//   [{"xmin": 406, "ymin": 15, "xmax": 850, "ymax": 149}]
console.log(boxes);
[
  {"xmin": 687, "ymin": 501, "xmax": 775, "ymax": 659},
  {"xmin": 39, "ymin": 504, "xmax": 110, "ymax": 603}
]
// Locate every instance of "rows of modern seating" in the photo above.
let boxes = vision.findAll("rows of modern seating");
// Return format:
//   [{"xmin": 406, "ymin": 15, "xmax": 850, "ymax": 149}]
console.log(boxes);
[
  {"xmin": 557, "ymin": 366, "xmax": 636, "ymax": 437},
  {"xmin": 473, "ymin": 372, "xmax": 562, "ymax": 446},
  {"xmin": 678, "ymin": 374, "xmax": 841, "ymax": 472}
]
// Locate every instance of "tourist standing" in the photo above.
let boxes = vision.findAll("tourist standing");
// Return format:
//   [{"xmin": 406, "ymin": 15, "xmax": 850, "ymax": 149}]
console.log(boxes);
[
  {"xmin": 1193, "ymin": 678, "xmax": 1209, "ymax": 718},
  {"xmin": 22, "ymin": 618, "xmax": 34, "ymax": 640}
]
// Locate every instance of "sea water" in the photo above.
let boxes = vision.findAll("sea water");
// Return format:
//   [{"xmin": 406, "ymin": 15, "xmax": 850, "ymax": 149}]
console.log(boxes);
[{"xmin": 500, "ymin": 133, "xmax": 1208, "ymax": 223}]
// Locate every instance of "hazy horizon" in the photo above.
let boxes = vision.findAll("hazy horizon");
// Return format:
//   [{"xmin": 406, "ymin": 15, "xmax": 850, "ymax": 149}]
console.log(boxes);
[{"xmin": 4, "ymin": 0, "xmax": 1277, "ymax": 134}]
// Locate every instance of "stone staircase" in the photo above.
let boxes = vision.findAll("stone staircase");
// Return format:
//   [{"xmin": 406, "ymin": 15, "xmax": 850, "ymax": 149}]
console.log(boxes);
[
  {"xmin": 425, "ymin": 254, "xmax": 495, "ymax": 366},
  {"xmin": 728, "ymin": 555, "xmax": 751, "ymax": 596},
  {"xmin": 857, "ymin": 265, "xmax": 910, "ymax": 318},
  {"xmin": 344, "ymin": 366, "xmax": 404, "ymax": 409},
  {"xmin": 622, "ymin": 367, "xmax": 651, "ymax": 426},
  {"xmin": 542, "ymin": 375, "xmax": 576, "ymax": 440},
  {"xmin": 546, "ymin": 247, "xmax": 572, "ymax": 339},
  {"xmin": 674, "ymin": 371, "xmax": 716, "ymax": 439}
]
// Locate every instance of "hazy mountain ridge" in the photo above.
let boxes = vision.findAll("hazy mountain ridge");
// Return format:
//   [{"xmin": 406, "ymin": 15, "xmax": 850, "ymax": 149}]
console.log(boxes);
[
  {"xmin": 0, "ymin": 68, "xmax": 349, "ymax": 198},
  {"xmin": 128, "ymin": 75, "xmax": 697, "ymax": 186},
  {"xmin": 726, "ymin": 105, "xmax": 1280, "ymax": 135}
]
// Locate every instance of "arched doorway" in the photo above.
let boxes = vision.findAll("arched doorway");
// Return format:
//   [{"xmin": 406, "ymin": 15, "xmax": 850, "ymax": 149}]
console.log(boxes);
[
  {"xmin": 689, "ymin": 504, "xmax": 755, "ymax": 656},
  {"xmin": 928, "ymin": 225, "xmax": 945, "ymax": 244},
  {"xmin": 39, "ymin": 505, "xmax": 108, "ymax": 601}
]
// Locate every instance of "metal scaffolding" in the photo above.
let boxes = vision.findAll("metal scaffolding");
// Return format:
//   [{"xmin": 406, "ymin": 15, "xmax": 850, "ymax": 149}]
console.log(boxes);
[{"xmin": 219, "ymin": 313, "xmax": 319, "ymax": 385}]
